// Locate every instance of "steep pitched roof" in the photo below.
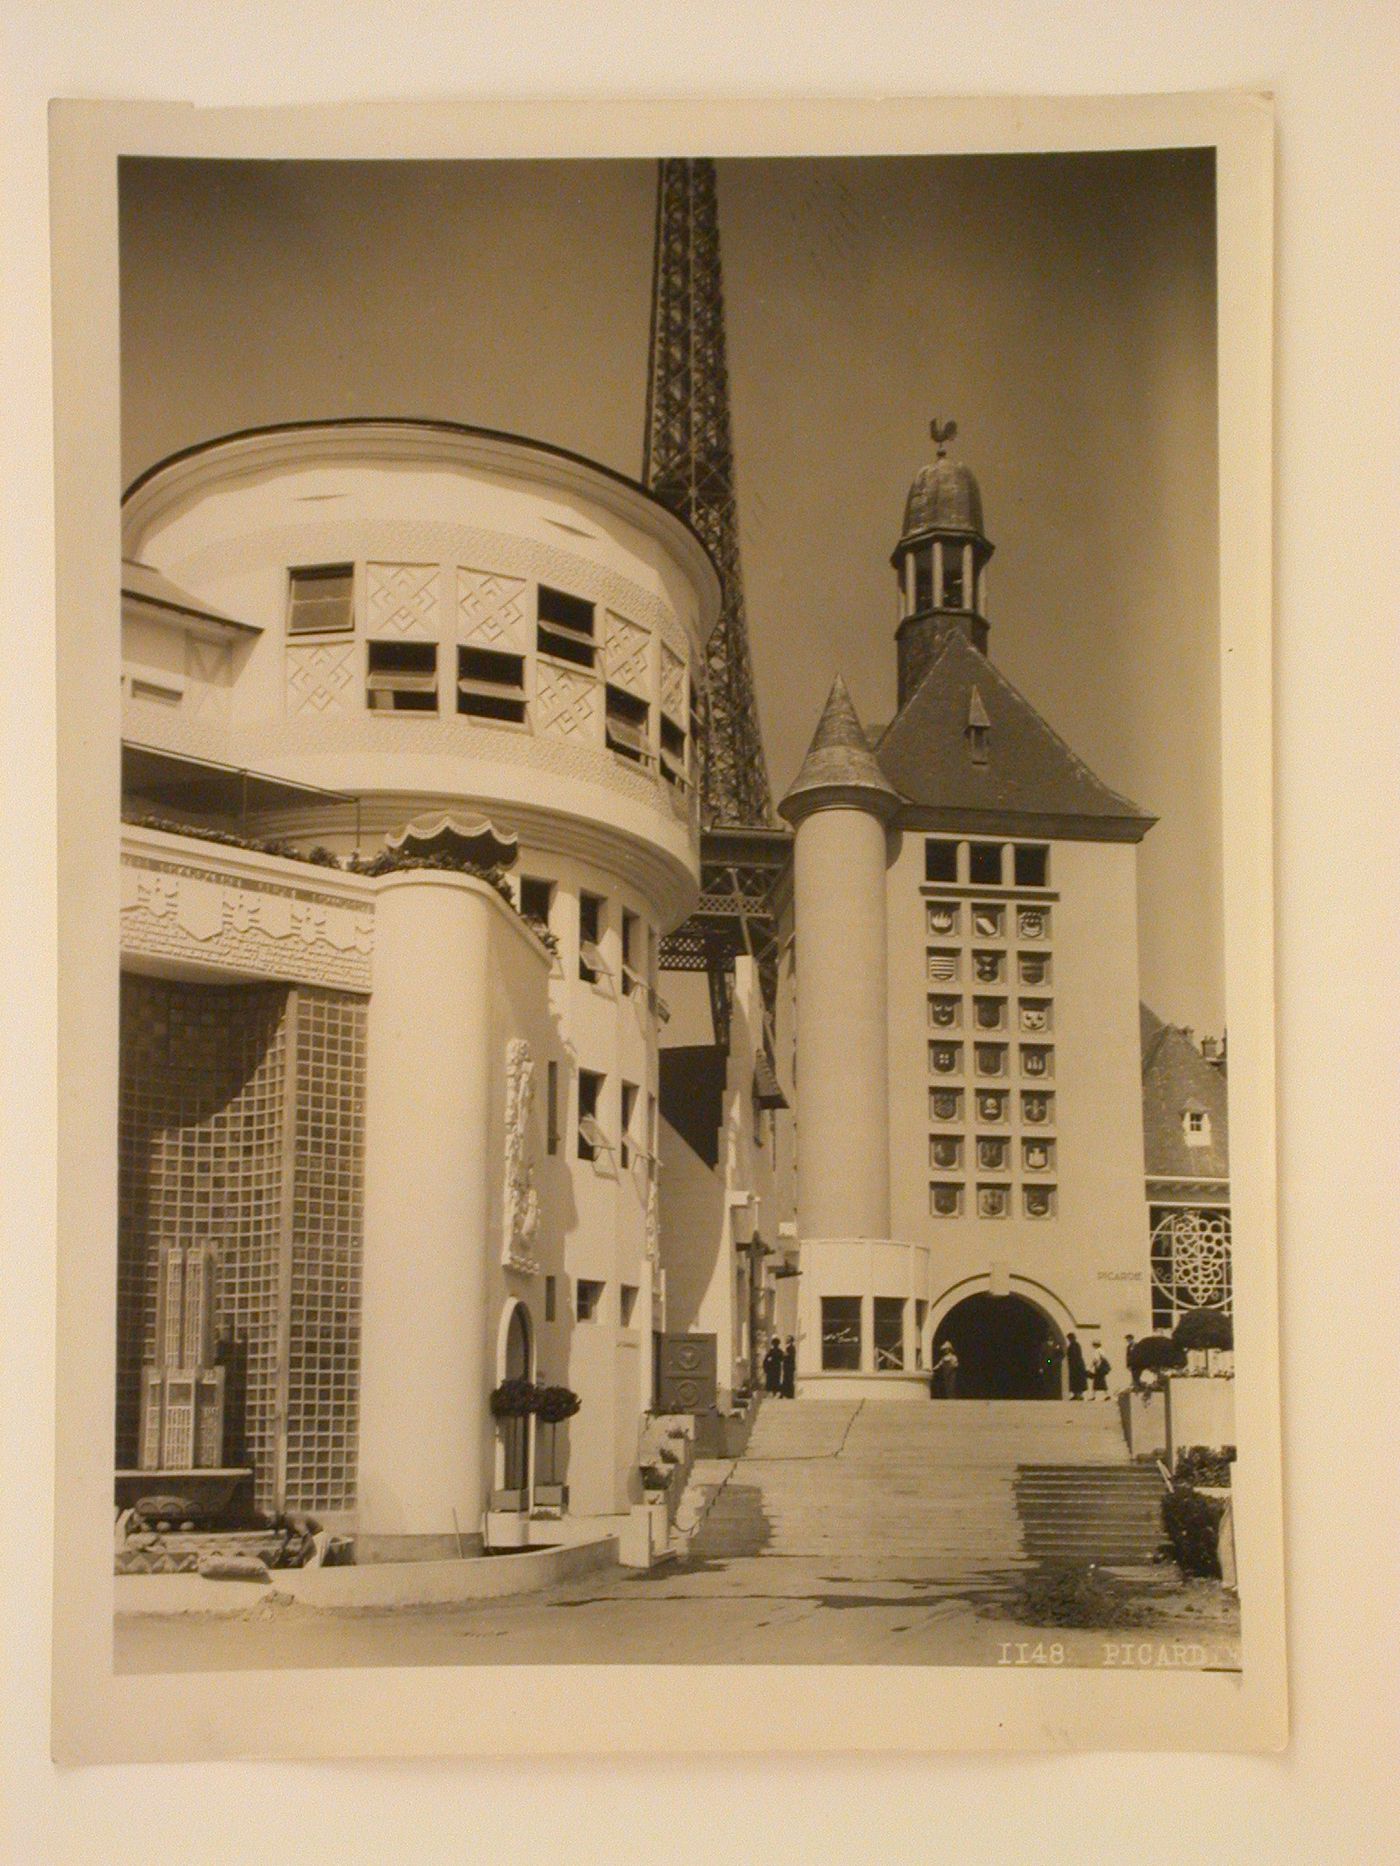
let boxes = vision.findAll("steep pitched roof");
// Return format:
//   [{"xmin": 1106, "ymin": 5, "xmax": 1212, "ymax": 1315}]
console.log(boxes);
[
  {"xmin": 1140, "ymin": 1006, "xmax": 1230, "ymax": 1181},
  {"xmin": 875, "ymin": 629, "xmax": 1153, "ymax": 839},
  {"xmin": 778, "ymin": 675, "xmax": 901, "ymax": 825}
]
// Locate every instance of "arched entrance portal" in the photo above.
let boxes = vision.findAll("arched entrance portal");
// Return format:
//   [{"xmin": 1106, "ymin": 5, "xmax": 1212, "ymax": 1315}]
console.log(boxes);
[
  {"xmin": 500, "ymin": 1303, "xmax": 533, "ymax": 1493},
  {"xmin": 933, "ymin": 1293, "xmax": 1065, "ymax": 1398}
]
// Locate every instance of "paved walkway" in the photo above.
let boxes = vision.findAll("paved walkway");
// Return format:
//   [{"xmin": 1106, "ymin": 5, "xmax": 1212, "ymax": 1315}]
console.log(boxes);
[{"xmin": 115, "ymin": 1401, "xmax": 1238, "ymax": 1672}]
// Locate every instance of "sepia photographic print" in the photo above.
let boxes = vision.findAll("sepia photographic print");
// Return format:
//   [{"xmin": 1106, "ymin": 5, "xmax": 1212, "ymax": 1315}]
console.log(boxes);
[{"xmin": 50, "ymin": 94, "xmax": 1282, "ymax": 1760}]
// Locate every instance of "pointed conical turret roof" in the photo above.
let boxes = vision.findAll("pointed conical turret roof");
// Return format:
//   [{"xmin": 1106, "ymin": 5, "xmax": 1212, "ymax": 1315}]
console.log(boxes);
[{"xmin": 778, "ymin": 676, "xmax": 903, "ymax": 826}]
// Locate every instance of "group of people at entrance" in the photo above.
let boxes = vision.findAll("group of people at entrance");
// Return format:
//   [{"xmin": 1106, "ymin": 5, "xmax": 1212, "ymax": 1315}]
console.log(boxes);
[
  {"xmin": 1042, "ymin": 1332, "xmax": 1113, "ymax": 1399},
  {"xmin": 762, "ymin": 1336, "xmax": 796, "ymax": 1398},
  {"xmin": 928, "ymin": 1330, "xmax": 1113, "ymax": 1399}
]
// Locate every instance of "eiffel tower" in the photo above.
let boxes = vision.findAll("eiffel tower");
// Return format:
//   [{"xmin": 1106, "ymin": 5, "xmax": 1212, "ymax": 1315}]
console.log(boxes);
[{"xmin": 643, "ymin": 157, "xmax": 790, "ymax": 1037}]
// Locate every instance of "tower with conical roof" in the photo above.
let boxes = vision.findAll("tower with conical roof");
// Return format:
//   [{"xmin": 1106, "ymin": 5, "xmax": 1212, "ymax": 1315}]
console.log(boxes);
[
  {"xmin": 780, "ymin": 679, "xmax": 899, "ymax": 1250},
  {"xmin": 777, "ymin": 424, "xmax": 1161, "ymax": 1397}
]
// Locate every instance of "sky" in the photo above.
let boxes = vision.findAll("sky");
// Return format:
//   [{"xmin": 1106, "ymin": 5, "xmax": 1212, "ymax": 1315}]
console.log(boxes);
[{"xmin": 119, "ymin": 151, "xmax": 1222, "ymax": 1033}]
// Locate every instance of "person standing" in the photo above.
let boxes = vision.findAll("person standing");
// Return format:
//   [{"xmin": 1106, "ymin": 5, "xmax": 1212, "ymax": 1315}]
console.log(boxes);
[
  {"xmin": 780, "ymin": 1336, "xmax": 797, "ymax": 1399},
  {"xmin": 932, "ymin": 1341, "xmax": 959, "ymax": 1399},
  {"xmin": 1066, "ymin": 1331, "xmax": 1088, "ymax": 1400},
  {"xmin": 1090, "ymin": 1340, "xmax": 1111, "ymax": 1398},
  {"xmin": 762, "ymin": 1336, "xmax": 782, "ymax": 1395}
]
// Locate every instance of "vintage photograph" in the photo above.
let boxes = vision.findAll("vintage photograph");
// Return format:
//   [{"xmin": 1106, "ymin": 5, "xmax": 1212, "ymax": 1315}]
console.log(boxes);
[
  {"xmin": 45, "ymin": 95, "xmax": 1281, "ymax": 1756},
  {"xmin": 107, "ymin": 143, "xmax": 1246, "ymax": 1674}
]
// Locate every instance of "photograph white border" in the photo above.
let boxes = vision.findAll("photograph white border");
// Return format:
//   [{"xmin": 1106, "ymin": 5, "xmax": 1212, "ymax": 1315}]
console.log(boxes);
[{"xmin": 48, "ymin": 90, "xmax": 1280, "ymax": 1764}]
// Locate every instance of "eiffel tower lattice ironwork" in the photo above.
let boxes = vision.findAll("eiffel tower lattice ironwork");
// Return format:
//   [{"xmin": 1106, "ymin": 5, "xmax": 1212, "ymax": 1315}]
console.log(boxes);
[{"xmin": 643, "ymin": 156, "xmax": 772, "ymax": 832}]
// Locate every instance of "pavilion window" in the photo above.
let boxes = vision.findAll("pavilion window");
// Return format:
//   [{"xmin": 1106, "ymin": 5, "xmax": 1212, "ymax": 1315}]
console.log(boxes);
[
  {"xmin": 537, "ymin": 586, "xmax": 596, "ymax": 668},
  {"xmin": 821, "ymin": 1296, "xmax": 862, "ymax": 1371},
  {"xmin": 942, "ymin": 553, "xmax": 965, "ymax": 609},
  {"xmin": 288, "ymin": 563, "xmax": 354, "ymax": 635},
  {"xmin": 1013, "ymin": 843, "xmax": 1049, "ymax": 888},
  {"xmin": 546, "ymin": 1061, "xmax": 560, "ymax": 1155},
  {"xmin": 605, "ymin": 684, "xmax": 650, "ymax": 764},
  {"xmin": 969, "ymin": 841, "xmax": 1003, "ymax": 886},
  {"xmin": 620, "ymin": 1081, "xmax": 638, "ymax": 1169},
  {"xmin": 520, "ymin": 875, "xmax": 554, "ymax": 930},
  {"xmin": 457, "ymin": 644, "xmax": 526, "ymax": 722},
  {"xmin": 576, "ymin": 1279, "xmax": 604, "ymax": 1322},
  {"xmin": 873, "ymin": 1298, "xmax": 905, "ymax": 1372},
  {"xmin": 659, "ymin": 714, "xmax": 688, "ymax": 787},
  {"xmin": 366, "ymin": 640, "xmax": 437, "ymax": 711},
  {"xmin": 924, "ymin": 838, "xmax": 958, "ymax": 883},
  {"xmin": 579, "ymin": 892, "xmax": 606, "ymax": 983},
  {"xmin": 577, "ymin": 1070, "xmax": 605, "ymax": 1162},
  {"xmin": 620, "ymin": 1284, "xmax": 639, "ymax": 1329}
]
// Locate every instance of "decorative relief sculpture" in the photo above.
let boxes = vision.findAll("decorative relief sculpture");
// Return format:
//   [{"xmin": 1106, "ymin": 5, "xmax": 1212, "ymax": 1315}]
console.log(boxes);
[
  {"xmin": 286, "ymin": 642, "xmax": 356, "ymax": 717},
  {"xmin": 603, "ymin": 611, "xmax": 652, "ymax": 695},
  {"xmin": 644, "ymin": 1173, "xmax": 660, "ymax": 1264},
  {"xmin": 502, "ymin": 1038, "xmax": 542, "ymax": 1273},
  {"xmin": 458, "ymin": 568, "xmax": 527, "ymax": 648},
  {"xmin": 367, "ymin": 561, "xmax": 440, "ymax": 637},
  {"xmin": 1150, "ymin": 1208, "xmax": 1231, "ymax": 1316},
  {"xmin": 119, "ymin": 854, "xmax": 373, "ymax": 992},
  {"xmin": 534, "ymin": 661, "xmax": 601, "ymax": 741},
  {"xmin": 659, "ymin": 643, "xmax": 687, "ymax": 722}
]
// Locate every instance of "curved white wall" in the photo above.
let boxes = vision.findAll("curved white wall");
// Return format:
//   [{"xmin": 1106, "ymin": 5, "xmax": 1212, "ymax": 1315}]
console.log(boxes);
[{"xmin": 792, "ymin": 807, "xmax": 892, "ymax": 1241}]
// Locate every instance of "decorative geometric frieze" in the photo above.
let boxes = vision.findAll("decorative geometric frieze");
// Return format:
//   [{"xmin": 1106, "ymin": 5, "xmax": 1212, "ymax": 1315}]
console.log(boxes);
[
  {"xmin": 533, "ymin": 660, "xmax": 601, "ymax": 743},
  {"xmin": 603, "ymin": 611, "xmax": 651, "ymax": 697},
  {"xmin": 286, "ymin": 641, "xmax": 356, "ymax": 717},
  {"xmin": 660, "ymin": 642, "xmax": 687, "ymax": 723},
  {"xmin": 366, "ymin": 561, "xmax": 440, "ymax": 637},
  {"xmin": 502, "ymin": 1038, "xmax": 542, "ymax": 1274},
  {"xmin": 174, "ymin": 520, "xmax": 692, "ymax": 661},
  {"xmin": 457, "ymin": 568, "xmax": 528, "ymax": 649},
  {"xmin": 120, "ymin": 854, "xmax": 373, "ymax": 993}
]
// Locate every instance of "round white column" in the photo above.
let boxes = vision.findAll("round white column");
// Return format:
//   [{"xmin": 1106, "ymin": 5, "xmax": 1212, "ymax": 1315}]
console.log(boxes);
[
  {"xmin": 358, "ymin": 873, "xmax": 492, "ymax": 1539},
  {"xmin": 793, "ymin": 806, "xmax": 892, "ymax": 1241}
]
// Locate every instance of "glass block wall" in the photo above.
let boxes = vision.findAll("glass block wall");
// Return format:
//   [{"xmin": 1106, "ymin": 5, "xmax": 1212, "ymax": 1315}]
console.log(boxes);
[
  {"xmin": 117, "ymin": 975, "xmax": 365, "ymax": 1512},
  {"xmin": 286, "ymin": 988, "xmax": 365, "ymax": 1513}
]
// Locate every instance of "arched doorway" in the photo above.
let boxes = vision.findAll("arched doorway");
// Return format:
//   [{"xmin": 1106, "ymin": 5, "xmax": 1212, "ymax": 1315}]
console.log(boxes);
[
  {"xmin": 500, "ymin": 1302, "xmax": 533, "ymax": 1494},
  {"xmin": 933, "ymin": 1292, "xmax": 1065, "ymax": 1398}
]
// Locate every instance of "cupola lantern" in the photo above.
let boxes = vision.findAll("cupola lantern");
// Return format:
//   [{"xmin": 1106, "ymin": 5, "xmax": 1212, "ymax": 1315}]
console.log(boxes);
[{"xmin": 891, "ymin": 419, "xmax": 995, "ymax": 705}]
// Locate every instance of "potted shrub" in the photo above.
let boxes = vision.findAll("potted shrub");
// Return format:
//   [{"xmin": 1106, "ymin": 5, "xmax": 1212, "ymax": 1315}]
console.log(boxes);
[
  {"xmin": 1126, "ymin": 1333, "xmax": 1187, "ymax": 1389},
  {"xmin": 489, "ymin": 1378, "xmax": 540, "ymax": 1510},
  {"xmin": 534, "ymin": 1384, "xmax": 581, "ymax": 1507},
  {"xmin": 1173, "ymin": 1308, "xmax": 1234, "ymax": 1374}
]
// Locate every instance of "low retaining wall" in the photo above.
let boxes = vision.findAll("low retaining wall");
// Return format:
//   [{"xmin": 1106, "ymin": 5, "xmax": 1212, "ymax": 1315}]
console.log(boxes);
[
  {"xmin": 114, "ymin": 1534, "xmax": 619, "ymax": 1617},
  {"xmin": 1166, "ymin": 1376, "xmax": 1236, "ymax": 1460}
]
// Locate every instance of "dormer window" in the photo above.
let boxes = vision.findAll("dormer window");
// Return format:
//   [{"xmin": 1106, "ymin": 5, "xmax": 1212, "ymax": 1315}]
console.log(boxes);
[
  {"xmin": 1183, "ymin": 1106, "xmax": 1212, "ymax": 1147},
  {"xmin": 288, "ymin": 564, "xmax": 354, "ymax": 635},
  {"xmin": 966, "ymin": 686, "xmax": 990, "ymax": 766}
]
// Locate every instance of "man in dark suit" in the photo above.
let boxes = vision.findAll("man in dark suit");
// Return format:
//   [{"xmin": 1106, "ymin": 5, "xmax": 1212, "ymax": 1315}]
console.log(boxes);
[{"xmin": 780, "ymin": 1336, "xmax": 797, "ymax": 1399}]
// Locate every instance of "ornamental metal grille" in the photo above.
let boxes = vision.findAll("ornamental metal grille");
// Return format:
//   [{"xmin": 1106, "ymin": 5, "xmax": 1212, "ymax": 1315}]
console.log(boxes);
[
  {"xmin": 643, "ymin": 156, "xmax": 772, "ymax": 831},
  {"xmin": 1149, "ymin": 1205, "xmax": 1233, "ymax": 1332}
]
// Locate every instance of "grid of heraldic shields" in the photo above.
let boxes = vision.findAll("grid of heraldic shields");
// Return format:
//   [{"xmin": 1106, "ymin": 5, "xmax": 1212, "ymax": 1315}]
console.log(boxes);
[{"xmin": 925, "ymin": 896, "xmax": 1056, "ymax": 1222}]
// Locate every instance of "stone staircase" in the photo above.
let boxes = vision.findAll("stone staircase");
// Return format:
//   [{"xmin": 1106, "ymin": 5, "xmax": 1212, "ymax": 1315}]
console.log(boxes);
[
  {"xmin": 1013, "ymin": 1463, "xmax": 1166, "ymax": 1565},
  {"xmin": 684, "ymin": 1398, "xmax": 1163, "ymax": 1584}
]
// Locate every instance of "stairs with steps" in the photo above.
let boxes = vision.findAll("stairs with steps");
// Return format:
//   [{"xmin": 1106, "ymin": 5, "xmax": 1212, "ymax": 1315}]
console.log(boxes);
[
  {"xmin": 1014, "ymin": 1464, "xmax": 1166, "ymax": 1565},
  {"xmin": 685, "ymin": 1398, "xmax": 1163, "ymax": 1584}
]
